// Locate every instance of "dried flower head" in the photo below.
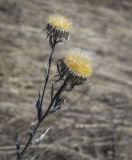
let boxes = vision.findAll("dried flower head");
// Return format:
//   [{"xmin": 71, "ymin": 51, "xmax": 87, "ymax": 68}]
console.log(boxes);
[
  {"xmin": 57, "ymin": 48, "xmax": 94, "ymax": 89},
  {"xmin": 44, "ymin": 14, "xmax": 72, "ymax": 42}
]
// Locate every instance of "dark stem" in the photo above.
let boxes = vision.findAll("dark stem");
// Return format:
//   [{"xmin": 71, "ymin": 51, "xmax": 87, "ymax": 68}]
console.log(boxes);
[
  {"xmin": 18, "ymin": 80, "xmax": 67, "ymax": 160},
  {"xmin": 39, "ymin": 42, "xmax": 56, "ymax": 108},
  {"xmin": 42, "ymin": 80, "xmax": 67, "ymax": 117},
  {"xmin": 17, "ymin": 39, "xmax": 65, "ymax": 160}
]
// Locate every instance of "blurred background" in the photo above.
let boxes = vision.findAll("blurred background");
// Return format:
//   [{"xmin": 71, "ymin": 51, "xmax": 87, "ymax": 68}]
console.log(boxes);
[{"xmin": 0, "ymin": 0, "xmax": 132, "ymax": 159}]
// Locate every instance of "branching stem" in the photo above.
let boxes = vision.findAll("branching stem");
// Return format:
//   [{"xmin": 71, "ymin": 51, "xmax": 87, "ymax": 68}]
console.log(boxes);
[{"xmin": 17, "ymin": 39, "xmax": 65, "ymax": 160}]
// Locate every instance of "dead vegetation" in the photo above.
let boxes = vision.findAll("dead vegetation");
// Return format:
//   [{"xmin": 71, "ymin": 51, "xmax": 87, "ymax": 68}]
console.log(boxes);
[{"xmin": 0, "ymin": 0, "xmax": 132, "ymax": 159}]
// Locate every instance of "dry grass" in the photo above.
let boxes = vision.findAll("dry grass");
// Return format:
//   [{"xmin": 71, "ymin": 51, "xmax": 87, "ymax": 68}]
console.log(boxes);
[{"xmin": 0, "ymin": 0, "xmax": 132, "ymax": 159}]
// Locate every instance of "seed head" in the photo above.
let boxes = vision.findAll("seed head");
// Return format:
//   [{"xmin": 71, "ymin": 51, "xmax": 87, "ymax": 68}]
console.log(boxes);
[{"xmin": 44, "ymin": 14, "xmax": 72, "ymax": 42}]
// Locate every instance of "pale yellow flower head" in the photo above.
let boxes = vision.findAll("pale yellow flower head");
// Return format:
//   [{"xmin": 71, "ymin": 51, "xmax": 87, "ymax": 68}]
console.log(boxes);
[
  {"xmin": 57, "ymin": 48, "xmax": 94, "ymax": 90},
  {"xmin": 44, "ymin": 14, "xmax": 72, "ymax": 42},
  {"xmin": 64, "ymin": 48, "xmax": 93, "ymax": 78},
  {"xmin": 48, "ymin": 14, "xmax": 72, "ymax": 31}
]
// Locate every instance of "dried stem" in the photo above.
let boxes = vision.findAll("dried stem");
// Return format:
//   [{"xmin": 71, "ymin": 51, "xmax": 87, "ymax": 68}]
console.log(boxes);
[
  {"xmin": 17, "ymin": 38, "xmax": 65, "ymax": 160},
  {"xmin": 39, "ymin": 39, "xmax": 56, "ymax": 108},
  {"xmin": 18, "ymin": 81, "xmax": 66, "ymax": 160}
]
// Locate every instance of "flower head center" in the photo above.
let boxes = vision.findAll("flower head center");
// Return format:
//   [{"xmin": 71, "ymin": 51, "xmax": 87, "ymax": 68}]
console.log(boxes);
[
  {"xmin": 48, "ymin": 14, "xmax": 72, "ymax": 31},
  {"xmin": 65, "ymin": 52, "xmax": 93, "ymax": 77}
]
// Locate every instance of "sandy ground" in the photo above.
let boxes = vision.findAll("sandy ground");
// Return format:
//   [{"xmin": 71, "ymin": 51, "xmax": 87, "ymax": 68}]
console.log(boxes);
[{"xmin": 0, "ymin": 0, "xmax": 132, "ymax": 159}]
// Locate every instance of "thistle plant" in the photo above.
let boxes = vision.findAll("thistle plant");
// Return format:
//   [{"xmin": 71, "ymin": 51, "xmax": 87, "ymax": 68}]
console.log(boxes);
[{"xmin": 15, "ymin": 13, "xmax": 94, "ymax": 160}]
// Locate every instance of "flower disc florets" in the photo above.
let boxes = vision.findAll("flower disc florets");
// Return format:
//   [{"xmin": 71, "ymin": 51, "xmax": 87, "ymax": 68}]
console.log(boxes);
[
  {"xmin": 44, "ymin": 14, "xmax": 72, "ymax": 42},
  {"xmin": 57, "ymin": 48, "xmax": 94, "ymax": 89}
]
